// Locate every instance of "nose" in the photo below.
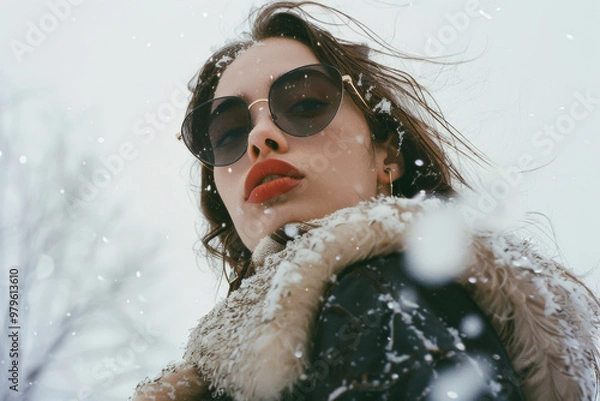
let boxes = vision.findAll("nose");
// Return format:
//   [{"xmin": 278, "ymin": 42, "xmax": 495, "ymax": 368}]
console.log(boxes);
[{"xmin": 246, "ymin": 101, "xmax": 289, "ymax": 161}]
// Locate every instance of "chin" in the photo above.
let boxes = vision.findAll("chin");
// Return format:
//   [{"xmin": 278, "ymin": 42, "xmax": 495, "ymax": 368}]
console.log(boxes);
[{"xmin": 241, "ymin": 196, "xmax": 347, "ymax": 250}]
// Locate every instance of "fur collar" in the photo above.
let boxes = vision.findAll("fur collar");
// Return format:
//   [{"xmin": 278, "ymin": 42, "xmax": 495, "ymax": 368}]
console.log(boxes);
[{"xmin": 183, "ymin": 196, "xmax": 599, "ymax": 401}]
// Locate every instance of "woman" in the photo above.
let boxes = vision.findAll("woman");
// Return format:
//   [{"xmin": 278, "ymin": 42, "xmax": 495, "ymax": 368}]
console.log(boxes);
[{"xmin": 132, "ymin": 2, "xmax": 599, "ymax": 400}]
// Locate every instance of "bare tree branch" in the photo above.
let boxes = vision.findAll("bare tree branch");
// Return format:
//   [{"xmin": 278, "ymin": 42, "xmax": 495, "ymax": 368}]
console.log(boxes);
[{"xmin": 1, "ymin": 83, "xmax": 168, "ymax": 401}]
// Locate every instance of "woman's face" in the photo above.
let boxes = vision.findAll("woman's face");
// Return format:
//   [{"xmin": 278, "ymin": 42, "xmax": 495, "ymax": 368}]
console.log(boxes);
[{"xmin": 213, "ymin": 38, "xmax": 391, "ymax": 250}]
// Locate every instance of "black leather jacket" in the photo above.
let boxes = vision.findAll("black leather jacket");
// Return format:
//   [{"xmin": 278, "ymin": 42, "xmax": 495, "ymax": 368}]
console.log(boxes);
[{"xmin": 285, "ymin": 253, "xmax": 526, "ymax": 401}]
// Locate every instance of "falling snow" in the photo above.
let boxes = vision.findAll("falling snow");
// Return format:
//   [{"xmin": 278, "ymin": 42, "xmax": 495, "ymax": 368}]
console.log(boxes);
[
  {"xmin": 460, "ymin": 314, "xmax": 484, "ymax": 339},
  {"xmin": 405, "ymin": 207, "xmax": 469, "ymax": 285},
  {"xmin": 284, "ymin": 224, "xmax": 300, "ymax": 238},
  {"xmin": 373, "ymin": 98, "xmax": 392, "ymax": 114}
]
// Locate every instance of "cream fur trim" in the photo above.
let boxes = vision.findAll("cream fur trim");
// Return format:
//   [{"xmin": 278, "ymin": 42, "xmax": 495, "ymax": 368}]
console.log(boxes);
[
  {"xmin": 182, "ymin": 196, "xmax": 599, "ymax": 401},
  {"xmin": 459, "ymin": 235, "xmax": 600, "ymax": 400}
]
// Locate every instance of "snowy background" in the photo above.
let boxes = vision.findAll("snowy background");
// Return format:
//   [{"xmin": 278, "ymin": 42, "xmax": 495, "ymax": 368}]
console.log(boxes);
[{"xmin": 0, "ymin": 0, "xmax": 598, "ymax": 400}]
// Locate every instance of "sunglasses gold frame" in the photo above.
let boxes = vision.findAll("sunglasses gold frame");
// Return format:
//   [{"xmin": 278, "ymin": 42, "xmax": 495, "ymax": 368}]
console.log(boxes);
[{"xmin": 175, "ymin": 72, "xmax": 369, "ymax": 169}]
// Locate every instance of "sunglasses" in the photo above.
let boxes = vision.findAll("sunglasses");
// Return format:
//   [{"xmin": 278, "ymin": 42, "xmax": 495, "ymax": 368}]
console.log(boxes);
[{"xmin": 179, "ymin": 63, "xmax": 368, "ymax": 167}]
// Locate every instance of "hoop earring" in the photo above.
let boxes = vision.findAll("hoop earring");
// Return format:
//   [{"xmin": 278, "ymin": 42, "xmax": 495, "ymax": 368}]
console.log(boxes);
[{"xmin": 384, "ymin": 168, "xmax": 394, "ymax": 196}]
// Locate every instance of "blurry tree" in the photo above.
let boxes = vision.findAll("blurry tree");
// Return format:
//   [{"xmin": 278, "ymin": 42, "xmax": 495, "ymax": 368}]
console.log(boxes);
[{"xmin": 0, "ymin": 83, "xmax": 170, "ymax": 400}]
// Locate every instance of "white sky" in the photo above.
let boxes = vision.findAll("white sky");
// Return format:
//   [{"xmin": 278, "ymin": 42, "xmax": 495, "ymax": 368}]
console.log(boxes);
[{"xmin": 2, "ymin": 0, "xmax": 599, "ymax": 399}]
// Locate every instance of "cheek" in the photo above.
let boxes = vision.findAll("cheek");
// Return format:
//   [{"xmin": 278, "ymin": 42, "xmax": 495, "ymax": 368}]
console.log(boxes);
[
  {"xmin": 333, "ymin": 101, "xmax": 372, "ymax": 150},
  {"xmin": 324, "ymin": 116, "xmax": 374, "ymax": 171},
  {"xmin": 214, "ymin": 167, "xmax": 242, "ymax": 210},
  {"xmin": 326, "ymin": 111, "xmax": 379, "ymax": 195},
  {"xmin": 213, "ymin": 172, "xmax": 228, "ymax": 200},
  {"xmin": 312, "ymin": 104, "xmax": 371, "ymax": 159},
  {"xmin": 213, "ymin": 167, "xmax": 269, "ymax": 249},
  {"xmin": 306, "ymin": 130, "xmax": 377, "ymax": 199}
]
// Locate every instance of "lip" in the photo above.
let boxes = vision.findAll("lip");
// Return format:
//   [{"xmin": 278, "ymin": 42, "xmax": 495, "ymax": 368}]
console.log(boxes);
[{"xmin": 244, "ymin": 159, "xmax": 304, "ymax": 204}]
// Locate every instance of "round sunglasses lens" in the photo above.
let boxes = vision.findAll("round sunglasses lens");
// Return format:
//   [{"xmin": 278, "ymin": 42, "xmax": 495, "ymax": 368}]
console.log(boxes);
[
  {"xmin": 269, "ymin": 64, "xmax": 343, "ymax": 137},
  {"xmin": 182, "ymin": 97, "xmax": 250, "ymax": 166}
]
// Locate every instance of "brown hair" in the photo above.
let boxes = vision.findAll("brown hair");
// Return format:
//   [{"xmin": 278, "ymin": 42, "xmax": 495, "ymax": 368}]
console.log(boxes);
[{"xmin": 185, "ymin": 1, "xmax": 484, "ymax": 293}]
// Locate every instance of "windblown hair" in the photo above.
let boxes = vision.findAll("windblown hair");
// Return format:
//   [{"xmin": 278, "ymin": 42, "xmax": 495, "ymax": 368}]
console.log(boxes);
[{"xmin": 185, "ymin": 1, "xmax": 484, "ymax": 292}]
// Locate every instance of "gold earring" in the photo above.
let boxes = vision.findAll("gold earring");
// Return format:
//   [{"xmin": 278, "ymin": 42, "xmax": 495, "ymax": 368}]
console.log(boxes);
[
  {"xmin": 384, "ymin": 168, "xmax": 394, "ymax": 195},
  {"xmin": 224, "ymin": 266, "xmax": 239, "ymax": 286}
]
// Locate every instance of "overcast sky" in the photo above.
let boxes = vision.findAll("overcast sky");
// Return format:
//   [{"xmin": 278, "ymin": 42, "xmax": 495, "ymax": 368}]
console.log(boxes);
[{"xmin": 2, "ymin": 0, "xmax": 599, "ymax": 399}]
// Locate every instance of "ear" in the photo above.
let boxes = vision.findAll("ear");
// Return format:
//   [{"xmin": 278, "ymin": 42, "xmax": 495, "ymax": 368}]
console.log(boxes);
[{"xmin": 375, "ymin": 137, "xmax": 404, "ymax": 194}]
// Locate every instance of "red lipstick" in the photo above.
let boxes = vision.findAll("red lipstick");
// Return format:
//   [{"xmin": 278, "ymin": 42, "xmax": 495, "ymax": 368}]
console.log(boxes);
[{"xmin": 245, "ymin": 159, "xmax": 304, "ymax": 204}]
